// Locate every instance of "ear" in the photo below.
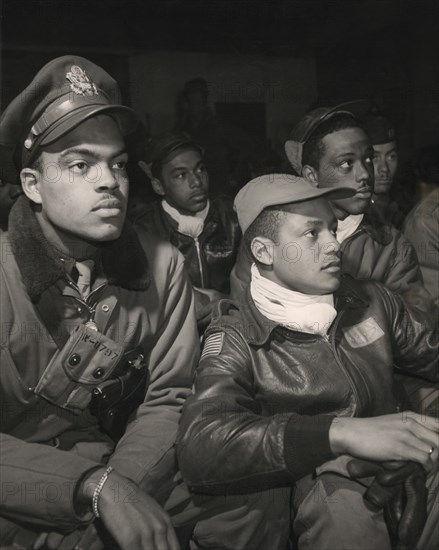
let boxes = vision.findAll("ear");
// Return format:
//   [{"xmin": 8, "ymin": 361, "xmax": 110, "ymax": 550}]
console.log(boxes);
[
  {"xmin": 138, "ymin": 160, "xmax": 153, "ymax": 179},
  {"xmin": 20, "ymin": 168, "xmax": 42, "ymax": 205},
  {"xmin": 302, "ymin": 164, "xmax": 319, "ymax": 186},
  {"xmin": 150, "ymin": 177, "xmax": 166, "ymax": 197},
  {"xmin": 250, "ymin": 236, "xmax": 275, "ymax": 267}
]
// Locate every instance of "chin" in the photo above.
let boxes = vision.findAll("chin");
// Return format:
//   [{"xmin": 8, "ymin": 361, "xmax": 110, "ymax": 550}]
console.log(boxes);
[{"xmin": 347, "ymin": 200, "xmax": 370, "ymax": 215}]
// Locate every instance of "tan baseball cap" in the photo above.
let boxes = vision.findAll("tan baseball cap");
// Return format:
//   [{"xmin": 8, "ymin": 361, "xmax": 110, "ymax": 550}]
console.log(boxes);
[{"xmin": 234, "ymin": 173, "xmax": 355, "ymax": 233}]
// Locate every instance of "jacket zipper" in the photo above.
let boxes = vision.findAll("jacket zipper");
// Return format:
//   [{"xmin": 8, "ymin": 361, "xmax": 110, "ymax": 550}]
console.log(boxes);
[
  {"xmin": 194, "ymin": 238, "xmax": 206, "ymax": 288},
  {"xmin": 321, "ymin": 307, "xmax": 361, "ymax": 413}
]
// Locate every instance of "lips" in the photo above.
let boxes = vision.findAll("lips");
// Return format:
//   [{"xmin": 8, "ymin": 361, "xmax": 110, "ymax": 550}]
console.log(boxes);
[
  {"xmin": 92, "ymin": 198, "xmax": 123, "ymax": 211},
  {"xmin": 191, "ymin": 192, "xmax": 207, "ymax": 201},
  {"xmin": 322, "ymin": 259, "xmax": 341, "ymax": 271}
]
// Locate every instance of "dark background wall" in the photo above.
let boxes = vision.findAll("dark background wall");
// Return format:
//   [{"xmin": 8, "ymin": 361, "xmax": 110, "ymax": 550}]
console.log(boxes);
[{"xmin": 1, "ymin": 0, "xmax": 438, "ymax": 158}]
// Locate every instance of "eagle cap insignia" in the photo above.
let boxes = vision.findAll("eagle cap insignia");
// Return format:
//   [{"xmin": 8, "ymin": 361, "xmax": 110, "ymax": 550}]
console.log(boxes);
[{"xmin": 66, "ymin": 65, "xmax": 99, "ymax": 97}]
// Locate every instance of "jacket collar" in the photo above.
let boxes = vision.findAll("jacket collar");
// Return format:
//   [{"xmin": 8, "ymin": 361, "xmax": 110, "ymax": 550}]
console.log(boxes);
[
  {"xmin": 227, "ymin": 275, "xmax": 369, "ymax": 346},
  {"xmin": 8, "ymin": 196, "xmax": 150, "ymax": 302},
  {"xmin": 160, "ymin": 200, "xmax": 219, "ymax": 237},
  {"xmin": 359, "ymin": 203, "xmax": 393, "ymax": 246}
]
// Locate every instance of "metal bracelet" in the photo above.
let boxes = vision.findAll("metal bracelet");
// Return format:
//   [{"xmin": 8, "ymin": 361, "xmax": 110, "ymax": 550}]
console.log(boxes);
[{"xmin": 92, "ymin": 466, "xmax": 113, "ymax": 518}]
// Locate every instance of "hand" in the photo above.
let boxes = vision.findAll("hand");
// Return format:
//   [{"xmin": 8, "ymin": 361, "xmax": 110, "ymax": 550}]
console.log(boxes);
[
  {"xmin": 194, "ymin": 288, "xmax": 226, "ymax": 327},
  {"xmin": 347, "ymin": 459, "xmax": 427, "ymax": 550},
  {"xmin": 82, "ymin": 469, "xmax": 180, "ymax": 550},
  {"xmin": 32, "ymin": 524, "xmax": 103, "ymax": 550},
  {"xmin": 329, "ymin": 412, "xmax": 438, "ymax": 472}
]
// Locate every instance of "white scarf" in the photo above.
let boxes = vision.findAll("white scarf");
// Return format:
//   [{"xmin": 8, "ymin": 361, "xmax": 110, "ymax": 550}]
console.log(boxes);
[
  {"xmin": 162, "ymin": 200, "xmax": 210, "ymax": 239},
  {"xmin": 250, "ymin": 264, "xmax": 337, "ymax": 336},
  {"xmin": 336, "ymin": 214, "xmax": 363, "ymax": 243}
]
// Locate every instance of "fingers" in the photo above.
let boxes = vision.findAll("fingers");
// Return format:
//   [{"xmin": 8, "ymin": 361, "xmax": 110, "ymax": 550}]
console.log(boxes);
[
  {"xmin": 74, "ymin": 524, "xmax": 104, "ymax": 550},
  {"xmin": 33, "ymin": 533, "xmax": 48, "ymax": 550},
  {"xmin": 167, "ymin": 523, "xmax": 181, "ymax": 550},
  {"xmin": 403, "ymin": 412, "xmax": 439, "ymax": 433}
]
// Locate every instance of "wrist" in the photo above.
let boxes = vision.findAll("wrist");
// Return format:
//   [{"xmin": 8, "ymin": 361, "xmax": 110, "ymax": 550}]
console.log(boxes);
[
  {"xmin": 76, "ymin": 466, "xmax": 108, "ymax": 507},
  {"xmin": 329, "ymin": 417, "xmax": 352, "ymax": 455}
]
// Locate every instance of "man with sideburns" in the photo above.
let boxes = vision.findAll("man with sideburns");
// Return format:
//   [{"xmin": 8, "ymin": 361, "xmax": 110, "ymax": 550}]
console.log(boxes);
[{"xmin": 178, "ymin": 174, "xmax": 439, "ymax": 550}]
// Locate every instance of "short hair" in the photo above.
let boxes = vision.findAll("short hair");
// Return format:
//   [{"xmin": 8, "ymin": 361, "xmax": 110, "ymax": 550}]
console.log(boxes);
[
  {"xmin": 302, "ymin": 113, "xmax": 365, "ymax": 169},
  {"xmin": 244, "ymin": 203, "xmax": 298, "ymax": 260}
]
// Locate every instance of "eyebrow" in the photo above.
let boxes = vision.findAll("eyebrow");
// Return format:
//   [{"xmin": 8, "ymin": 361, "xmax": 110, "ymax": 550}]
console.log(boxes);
[
  {"xmin": 304, "ymin": 220, "xmax": 324, "ymax": 228},
  {"xmin": 59, "ymin": 147, "xmax": 127, "ymax": 160},
  {"xmin": 170, "ymin": 160, "xmax": 204, "ymax": 173}
]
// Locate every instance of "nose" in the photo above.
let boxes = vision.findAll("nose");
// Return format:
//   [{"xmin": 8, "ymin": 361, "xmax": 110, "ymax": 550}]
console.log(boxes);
[
  {"xmin": 355, "ymin": 160, "xmax": 372, "ymax": 183},
  {"xmin": 95, "ymin": 164, "xmax": 120, "ymax": 191},
  {"xmin": 188, "ymin": 171, "xmax": 203, "ymax": 189},
  {"xmin": 323, "ymin": 231, "xmax": 341, "ymax": 255},
  {"xmin": 375, "ymin": 157, "xmax": 389, "ymax": 176}
]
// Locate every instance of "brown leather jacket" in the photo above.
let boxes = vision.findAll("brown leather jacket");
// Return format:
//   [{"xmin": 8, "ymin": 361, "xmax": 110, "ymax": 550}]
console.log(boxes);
[
  {"xmin": 133, "ymin": 197, "xmax": 241, "ymax": 294},
  {"xmin": 177, "ymin": 277, "xmax": 438, "ymax": 495}
]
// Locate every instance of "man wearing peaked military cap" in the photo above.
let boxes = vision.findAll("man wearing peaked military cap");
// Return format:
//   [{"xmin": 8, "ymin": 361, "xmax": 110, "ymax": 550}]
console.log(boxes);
[{"xmin": 0, "ymin": 56, "xmax": 199, "ymax": 550}]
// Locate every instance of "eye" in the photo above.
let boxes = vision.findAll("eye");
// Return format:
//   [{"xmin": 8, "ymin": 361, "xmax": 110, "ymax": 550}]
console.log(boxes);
[
  {"xmin": 364, "ymin": 156, "xmax": 374, "ymax": 165},
  {"xmin": 305, "ymin": 229, "xmax": 318, "ymax": 238},
  {"xmin": 113, "ymin": 160, "xmax": 127, "ymax": 170},
  {"xmin": 196, "ymin": 164, "xmax": 207, "ymax": 175},
  {"xmin": 69, "ymin": 161, "xmax": 88, "ymax": 173},
  {"xmin": 339, "ymin": 160, "xmax": 353, "ymax": 169},
  {"xmin": 388, "ymin": 153, "xmax": 398, "ymax": 161}
]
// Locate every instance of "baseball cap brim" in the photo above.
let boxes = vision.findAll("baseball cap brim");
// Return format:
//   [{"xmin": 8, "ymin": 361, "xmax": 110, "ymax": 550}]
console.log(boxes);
[
  {"xmin": 39, "ymin": 104, "xmax": 139, "ymax": 146},
  {"xmin": 234, "ymin": 174, "xmax": 357, "ymax": 233}
]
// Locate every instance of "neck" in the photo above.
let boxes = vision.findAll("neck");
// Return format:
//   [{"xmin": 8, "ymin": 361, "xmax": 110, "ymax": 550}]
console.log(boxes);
[{"xmin": 35, "ymin": 211, "xmax": 98, "ymax": 260}]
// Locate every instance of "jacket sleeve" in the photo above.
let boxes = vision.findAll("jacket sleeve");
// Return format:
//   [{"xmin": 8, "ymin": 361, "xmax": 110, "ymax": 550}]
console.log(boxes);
[
  {"xmin": 108, "ymin": 241, "xmax": 198, "ymax": 498},
  {"xmin": 0, "ymin": 432, "xmax": 98, "ymax": 530},
  {"xmin": 379, "ymin": 284, "xmax": 439, "ymax": 381},
  {"xmin": 381, "ymin": 228, "xmax": 423, "ymax": 293},
  {"xmin": 177, "ymin": 326, "xmax": 336, "ymax": 495}
]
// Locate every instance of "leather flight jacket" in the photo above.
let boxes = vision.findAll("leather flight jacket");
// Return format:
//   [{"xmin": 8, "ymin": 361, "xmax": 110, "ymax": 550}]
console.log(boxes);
[
  {"xmin": 177, "ymin": 276, "xmax": 439, "ymax": 495},
  {"xmin": 133, "ymin": 197, "xmax": 241, "ymax": 293}
]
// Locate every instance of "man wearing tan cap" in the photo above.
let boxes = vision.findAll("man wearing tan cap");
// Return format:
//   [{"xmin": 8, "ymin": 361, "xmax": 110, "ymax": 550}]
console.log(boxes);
[
  {"xmin": 178, "ymin": 174, "xmax": 439, "ymax": 550},
  {"xmin": 0, "ymin": 56, "xmax": 198, "ymax": 550}
]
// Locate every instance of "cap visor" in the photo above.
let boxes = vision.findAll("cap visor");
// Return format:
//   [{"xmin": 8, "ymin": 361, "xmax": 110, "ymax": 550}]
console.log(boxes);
[
  {"xmin": 318, "ymin": 186, "xmax": 357, "ymax": 201},
  {"xmin": 39, "ymin": 104, "xmax": 139, "ymax": 146}
]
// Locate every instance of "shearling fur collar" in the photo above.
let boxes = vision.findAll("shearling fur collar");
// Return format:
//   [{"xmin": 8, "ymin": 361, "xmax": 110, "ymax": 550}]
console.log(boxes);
[{"xmin": 8, "ymin": 196, "xmax": 150, "ymax": 302}]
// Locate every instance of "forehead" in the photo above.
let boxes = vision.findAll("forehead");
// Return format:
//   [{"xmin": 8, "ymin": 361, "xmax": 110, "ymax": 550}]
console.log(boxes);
[
  {"xmin": 320, "ymin": 127, "xmax": 370, "ymax": 157},
  {"xmin": 372, "ymin": 141, "xmax": 398, "ymax": 154},
  {"xmin": 279, "ymin": 198, "xmax": 337, "ymax": 230},
  {"xmin": 162, "ymin": 147, "xmax": 203, "ymax": 170},
  {"xmin": 42, "ymin": 115, "xmax": 125, "ymax": 154}
]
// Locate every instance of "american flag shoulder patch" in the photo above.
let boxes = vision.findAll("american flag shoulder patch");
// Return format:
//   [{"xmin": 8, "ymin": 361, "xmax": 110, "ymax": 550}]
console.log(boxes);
[{"xmin": 200, "ymin": 332, "xmax": 224, "ymax": 360}]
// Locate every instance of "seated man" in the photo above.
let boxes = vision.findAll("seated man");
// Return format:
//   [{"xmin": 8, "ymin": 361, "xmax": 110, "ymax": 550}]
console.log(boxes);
[
  {"xmin": 0, "ymin": 56, "xmax": 198, "ymax": 550},
  {"xmin": 178, "ymin": 174, "xmax": 439, "ymax": 550},
  {"xmin": 133, "ymin": 133, "xmax": 241, "ymax": 330},
  {"xmin": 361, "ymin": 109, "xmax": 405, "ymax": 228},
  {"xmin": 403, "ymin": 186, "xmax": 439, "ymax": 306}
]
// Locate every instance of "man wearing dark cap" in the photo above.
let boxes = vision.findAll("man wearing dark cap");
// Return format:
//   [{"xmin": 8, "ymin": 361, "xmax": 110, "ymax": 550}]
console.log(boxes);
[
  {"xmin": 0, "ymin": 56, "xmax": 198, "ymax": 549},
  {"xmin": 231, "ymin": 102, "xmax": 430, "ymax": 316},
  {"xmin": 133, "ymin": 132, "xmax": 241, "ymax": 330},
  {"xmin": 361, "ymin": 110, "xmax": 404, "ymax": 226},
  {"xmin": 178, "ymin": 174, "xmax": 439, "ymax": 550}
]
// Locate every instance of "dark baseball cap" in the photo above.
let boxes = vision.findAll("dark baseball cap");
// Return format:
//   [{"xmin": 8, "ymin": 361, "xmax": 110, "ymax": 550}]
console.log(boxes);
[
  {"xmin": 146, "ymin": 133, "xmax": 204, "ymax": 177},
  {"xmin": 285, "ymin": 100, "xmax": 369, "ymax": 174},
  {"xmin": 234, "ymin": 173, "xmax": 356, "ymax": 233},
  {"xmin": 361, "ymin": 112, "xmax": 396, "ymax": 145},
  {"xmin": 0, "ymin": 55, "xmax": 139, "ymax": 182}
]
